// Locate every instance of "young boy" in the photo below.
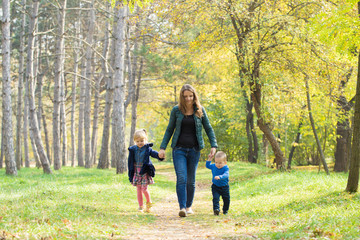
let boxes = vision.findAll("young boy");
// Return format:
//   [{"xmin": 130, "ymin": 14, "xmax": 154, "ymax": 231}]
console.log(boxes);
[{"xmin": 206, "ymin": 151, "xmax": 230, "ymax": 215}]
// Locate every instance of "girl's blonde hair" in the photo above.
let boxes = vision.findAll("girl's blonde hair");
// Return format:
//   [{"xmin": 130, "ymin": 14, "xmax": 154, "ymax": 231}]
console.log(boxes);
[
  {"xmin": 133, "ymin": 129, "xmax": 147, "ymax": 141},
  {"xmin": 178, "ymin": 84, "xmax": 203, "ymax": 118}
]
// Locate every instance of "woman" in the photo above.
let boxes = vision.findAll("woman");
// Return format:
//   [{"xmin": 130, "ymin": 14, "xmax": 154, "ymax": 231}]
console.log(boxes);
[{"xmin": 158, "ymin": 84, "xmax": 217, "ymax": 217}]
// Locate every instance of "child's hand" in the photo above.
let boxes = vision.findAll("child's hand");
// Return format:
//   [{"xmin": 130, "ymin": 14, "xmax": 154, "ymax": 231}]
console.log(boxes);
[
  {"xmin": 214, "ymin": 176, "xmax": 220, "ymax": 180},
  {"xmin": 207, "ymin": 155, "xmax": 214, "ymax": 162}
]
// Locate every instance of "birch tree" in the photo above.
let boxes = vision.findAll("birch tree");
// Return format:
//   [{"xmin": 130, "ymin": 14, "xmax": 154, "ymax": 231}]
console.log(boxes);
[
  {"xmin": 98, "ymin": 3, "xmax": 114, "ymax": 169},
  {"xmin": 2, "ymin": 0, "xmax": 17, "ymax": 175},
  {"xmin": 53, "ymin": 0, "xmax": 67, "ymax": 170},
  {"xmin": 26, "ymin": 0, "xmax": 52, "ymax": 174},
  {"xmin": 112, "ymin": 3, "xmax": 128, "ymax": 174},
  {"xmin": 16, "ymin": 0, "xmax": 27, "ymax": 169},
  {"xmin": 84, "ymin": 0, "xmax": 96, "ymax": 168}
]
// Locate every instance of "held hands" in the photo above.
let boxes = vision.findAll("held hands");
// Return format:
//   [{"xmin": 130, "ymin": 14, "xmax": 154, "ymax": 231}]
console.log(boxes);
[
  {"xmin": 158, "ymin": 149, "xmax": 165, "ymax": 159},
  {"xmin": 208, "ymin": 147, "xmax": 216, "ymax": 159},
  {"xmin": 214, "ymin": 176, "xmax": 220, "ymax": 180}
]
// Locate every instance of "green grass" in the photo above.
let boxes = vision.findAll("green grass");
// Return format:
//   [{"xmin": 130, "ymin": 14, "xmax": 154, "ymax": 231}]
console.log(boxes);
[
  {"xmin": 196, "ymin": 161, "xmax": 360, "ymax": 239},
  {"xmin": 1, "ymin": 162, "xmax": 360, "ymax": 239},
  {"xmin": 0, "ymin": 166, "xmax": 174, "ymax": 239}
]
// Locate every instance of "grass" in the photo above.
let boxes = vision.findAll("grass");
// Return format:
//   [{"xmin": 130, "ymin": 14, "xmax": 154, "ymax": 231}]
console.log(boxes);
[
  {"xmin": 1, "ymin": 161, "xmax": 360, "ymax": 239},
  {"xmin": 196, "ymin": 161, "xmax": 360, "ymax": 239},
  {"xmin": 0, "ymin": 166, "xmax": 174, "ymax": 239}
]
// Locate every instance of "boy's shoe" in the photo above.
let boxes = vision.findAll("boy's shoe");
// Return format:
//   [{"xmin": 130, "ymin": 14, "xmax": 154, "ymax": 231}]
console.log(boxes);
[
  {"xmin": 145, "ymin": 202, "xmax": 153, "ymax": 213},
  {"xmin": 223, "ymin": 211, "xmax": 228, "ymax": 215},
  {"xmin": 214, "ymin": 209, "xmax": 220, "ymax": 215},
  {"xmin": 138, "ymin": 206, "xmax": 144, "ymax": 212},
  {"xmin": 186, "ymin": 208, "xmax": 194, "ymax": 214},
  {"xmin": 179, "ymin": 208, "xmax": 187, "ymax": 217}
]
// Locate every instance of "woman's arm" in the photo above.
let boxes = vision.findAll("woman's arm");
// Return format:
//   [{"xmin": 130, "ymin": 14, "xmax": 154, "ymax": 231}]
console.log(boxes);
[{"xmin": 159, "ymin": 106, "xmax": 177, "ymax": 150}]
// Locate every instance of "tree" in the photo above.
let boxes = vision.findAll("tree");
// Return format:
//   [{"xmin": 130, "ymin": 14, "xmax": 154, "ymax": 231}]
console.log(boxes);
[
  {"xmin": 26, "ymin": 0, "xmax": 52, "ymax": 174},
  {"xmin": 112, "ymin": 3, "xmax": 128, "ymax": 174},
  {"xmin": 2, "ymin": 0, "xmax": 17, "ymax": 175},
  {"xmin": 346, "ymin": 1, "xmax": 360, "ymax": 193},
  {"xmin": 53, "ymin": 0, "xmax": 67, "ymax": 170}
]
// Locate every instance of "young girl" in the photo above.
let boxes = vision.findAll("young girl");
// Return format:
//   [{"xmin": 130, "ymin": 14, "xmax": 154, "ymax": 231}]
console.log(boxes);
[{"xmin": 127, "ymin": 129, "xmax": 164, "ymax": 212}]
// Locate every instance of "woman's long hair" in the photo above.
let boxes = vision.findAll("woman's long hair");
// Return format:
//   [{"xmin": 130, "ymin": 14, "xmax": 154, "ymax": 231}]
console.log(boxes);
[{"xmin": 178, "ymin": 84, "xmax": 203, "ymax": 118}]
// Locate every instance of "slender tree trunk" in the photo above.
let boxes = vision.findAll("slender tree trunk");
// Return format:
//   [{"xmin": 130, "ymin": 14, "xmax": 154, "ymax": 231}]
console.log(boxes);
[
  {"xmin": 84, "ymin": 0, "xmax": 96, "ymax": 168},
  {"xmin": 2, "ymin": 0, "xmax": 17, "ymax": 175},
  {"xmin": 288, "ymin": 121, "xmax": 302, "ymax": 169},
  {"xmin": 346, "ymin": 2, "xmax": 360, "ymax": 191},
  {"xmin": 251, "ymin": 71, "xmax": 286, "ymax": 169},
  {"xmin": 112, "ymin": 4, "xmax": 128, "ymax": 174},
  {"xmin": 61, "ymin": 74, "xmax": 67, "ymax": 166},
  {"xmin": 97, "ymin": 4, "xmax": 113, "ymax": 169},
  {"xmin": 42, "ymin": 113, "xmax": 51, "ymax": 165},
  {"xmin": 78, "ymin": 54, "xmax": 86, "ymax": 167},
  {"xmin": 71, "ymin": 19, "xmax": 81, "ymax": 167},
  {"xmin": 16, "ymin": 0, "xmax": 27, "ymax": 169},
  {"xmin": 52, "ymin": 0, "xmax": 67, "ymax": 170},
  {"xmin": 26, "ymin": 0, "xmax": 52, "ymax": 174},
  {"xmin": 305, "ymin": 77, "xmax": 329, "ymax": 175},
  {"xmin": 91, "ymin": 51, "xmax": 100, "ymax": 165}
]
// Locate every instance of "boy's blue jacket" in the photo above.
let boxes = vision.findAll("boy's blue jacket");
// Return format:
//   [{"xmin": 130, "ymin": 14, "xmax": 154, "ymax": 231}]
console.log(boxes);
[
  {"xmin": 127, "ymin": 143, "xmax": 164, "ymax": 183},
  {"xmin": 206, "ymin": 161, "xmax": 229, "ymax": 187}
]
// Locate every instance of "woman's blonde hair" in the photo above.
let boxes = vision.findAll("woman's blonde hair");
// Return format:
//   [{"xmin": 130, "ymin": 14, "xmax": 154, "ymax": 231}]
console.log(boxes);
[
  {"xmin": 179, "ymin": 84, "xmax": 203, "ymax": 118},
  {"xmin": 133, "ymin": 129, "xmax": 147, "ymax": 141}
]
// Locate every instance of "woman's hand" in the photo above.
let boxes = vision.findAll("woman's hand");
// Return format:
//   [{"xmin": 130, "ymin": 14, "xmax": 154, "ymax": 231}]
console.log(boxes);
[
  {"xmin": 208, "ymin": 147, "xmax": 216, "ymax": 159},
  {"xmin": 158, "ymin": 149, "xmax": 165, "ymax": 159}
]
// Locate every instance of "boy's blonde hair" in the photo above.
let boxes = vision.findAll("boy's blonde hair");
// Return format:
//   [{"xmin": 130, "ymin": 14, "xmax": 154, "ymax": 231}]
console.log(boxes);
[
  {"xmin": 133, "ymin": 129, "xmax": 147, "ymax": 141},
  {"xmin": 215, "ymin": 151, "xmax": 227, "ymax": 163}
]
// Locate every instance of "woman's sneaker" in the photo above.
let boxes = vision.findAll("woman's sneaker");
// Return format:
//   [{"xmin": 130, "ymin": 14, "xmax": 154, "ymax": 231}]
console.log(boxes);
[
  {"xmin": 138, "ymin": 206, "xmax": 144, "ymax": 212},
  {"xmin": 179, "ymin": 208, "xmax": 187, "ymax": 217},
  {"xmin": 186, "ymin": 208, "xmax": 194, "ymax": 214}
]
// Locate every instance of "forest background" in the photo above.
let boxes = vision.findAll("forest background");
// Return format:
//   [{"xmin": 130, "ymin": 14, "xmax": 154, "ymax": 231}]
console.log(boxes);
[{"xmin": 1, "ymin": 0, "xmax": 360, "ymax": 181}]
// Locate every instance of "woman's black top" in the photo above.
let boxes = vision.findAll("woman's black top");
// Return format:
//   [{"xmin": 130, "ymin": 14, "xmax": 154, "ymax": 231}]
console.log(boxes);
[{"xmin": 176, "ymin": 115, "xmax": 199, "ymax": 148}]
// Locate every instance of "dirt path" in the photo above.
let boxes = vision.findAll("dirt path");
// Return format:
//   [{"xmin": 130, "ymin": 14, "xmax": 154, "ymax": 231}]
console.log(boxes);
[{"xmin": 122, "ymin": 168, "xmax": 254, "ymax": 240}]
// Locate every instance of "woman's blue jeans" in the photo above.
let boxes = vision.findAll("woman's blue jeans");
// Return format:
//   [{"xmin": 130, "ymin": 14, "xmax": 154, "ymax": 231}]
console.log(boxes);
[{"xmin": 172, "ymin": 147, "xmax": 200, "ymax": 210}]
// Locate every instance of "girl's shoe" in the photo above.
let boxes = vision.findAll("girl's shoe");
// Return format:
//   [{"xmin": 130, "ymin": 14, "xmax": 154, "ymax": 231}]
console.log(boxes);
[
  {"xmin": 145, "ymin": 202, "xmax": 153, "ymax": 212},
  {"xmin": 179, "ymin": 208, "xmax": 187, "ymax": 217},
  {"xmin": 138, "ymin": 206, "xmax": 144, "ymax": 212},
  {"xmin": 186, "ymin": 208, "xmax": 194, "ymax": 214}
]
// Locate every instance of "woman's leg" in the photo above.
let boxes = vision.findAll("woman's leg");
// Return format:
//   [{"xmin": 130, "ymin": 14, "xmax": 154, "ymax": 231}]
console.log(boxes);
[
  {"xmin": 172, "ymin": 148, "xmax": 188, "ymax": 210},
  {"xmin": 186, "ymin": 148, "xmax": 200, "ymax": 208},
  {"xmin": 136, "ymin": 185, "xmax": 143, "ymax": 207}
]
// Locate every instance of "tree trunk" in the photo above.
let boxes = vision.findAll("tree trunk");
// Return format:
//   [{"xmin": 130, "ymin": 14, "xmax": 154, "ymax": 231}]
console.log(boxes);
[
  {"xmin": 42, "ymin": 113, "xmax": 51, "ymax": 165},
  {"xmin": 288, "ymin": 121, "xmax": 302, "ymax": 169},
  {"xmin": 251, "ymin": 78, "xmax": 286, "ymax": 169},
  {"xmin": 334, "ymin": 105, "xmax": 351, "ymax": 172},
  {"xmin": 346, "ymin": 1, "xmax": 360, "ymax": 191},
  {"xmin": 84, "ymin": 0, "xmax": 96, "ymax": 168},
  {"xmin": 61, "ymin": 74, "xmax": 67, "ymax": 166},
  {"xmin": 97, "ymin": 15, "xmax": 113, "ymax": 168},
  {"xmin": 305, "ymin": 77, "xmax": 329, "ymax": 175},
  {"xmin": 112, "ymin": 4, "xmax": 128, "ymax": 174},
  {"xmin": 2, "ymin": 0, "xmax": 17, "ymax": 175},
  {"xmin": 91, "ymin": 53, "xmax": 101, "ymax": 165},
  {"xmin": 16, "ymin": 0, "xmax": 27, "ymax": 169},
  {"xmin": 78, "ymin": 53, "xmax": 86, "ymax": 167},
  {"xmin": 52, "ymin": 0, "xmax": 67, "ymax": 170},
  {"xmin": 26, "ymin": 0, "xmax": 52, "ymax": 174},
  {"xmin": 71, "ymin": 18, "xmax": 81, "ymax": 167}
]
